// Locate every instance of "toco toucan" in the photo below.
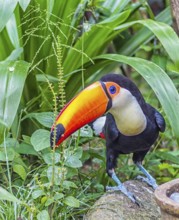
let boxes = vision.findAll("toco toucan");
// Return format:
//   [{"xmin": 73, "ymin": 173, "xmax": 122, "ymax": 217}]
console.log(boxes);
[{"xmin": 50, "ymin": 73, "xmax": 165, "ymax": 203}]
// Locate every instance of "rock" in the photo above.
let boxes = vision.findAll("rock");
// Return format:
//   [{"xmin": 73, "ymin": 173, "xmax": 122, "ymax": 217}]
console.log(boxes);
[{"xmin": 85, "ymin": 180, "xmax": 161, "ymax": 220}]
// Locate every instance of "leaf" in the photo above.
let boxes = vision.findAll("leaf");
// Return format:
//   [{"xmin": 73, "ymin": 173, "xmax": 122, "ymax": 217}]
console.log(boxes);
[
  {"xmin": 63, "ymin": 180, "xmax": 77, "ymax": 190},
  {"xmin": 37, "ymin": 210, "xmax": 50, "ymax": 220},
  {"xmin": 5, "ymin": 48, "xmax": 23, "ymax": 61},
  {"xmin": 13, "ymin": 164, "xmax": 27, "ymax": 180},
  {"xmin": 47, "ymin": 166, "xmax": 63, "ymax": 185},
  {"xmin": 65, "ymin": 155, "xmax": 82, "ymax": 168},
  {"xmin": 0, "ymin": 138, "xmax": 19, "ymax": 148},
  {"xmin": 0, "ymin": 60, "xmax": 30, "ymax": 143},
  {"xmin": 63, "ymin": 196, "xmax": 80, "ymax": 208},
  {"xmin": 95, "ymin": 54, "xmax": 179, "ymax": 143},
  {"xmin": 156, "ymin": 151, "xmax": 179, "ymax": 165},
  {"xmin": 18, "ymin": 0, "xmax": 31, "ymax": 12},
  {"xmin": 6, "ymin": 13, "xmax": 19, "ymax": 48},
  {"xmin": 42, "ymin": 152, "xmax": 60, "ymax": 164},
  {"xmin": 31, "ymin": 129, "xmax": 50, "ymax": 151},
  {"xmin": 54, "ymin": 193, "xmax": 64, "ymax": 200},
  {"xmin": 32, "ymin": 190, "xmax": 45, "ymax": 199},
  {"xmin": 0, "ymin": 186, "xmax": 20, "ymax": 203},
  {"xmin": 24, "ymin": 112, "xmax": 54, "ymax": 128},
  {"xmin": 0, "ymin": 0, "xmax": 18, "ymax": 31},
  {"xmin": 118, "ymin": 7, "xmax": 172, "ymax": 56},
  {"xmin": 16, "ymin": 142, "xmax": 38, "ymax": 156},
  {"xmin": 0, "ymin": 148, "xmax": 15, "ymax": 161},
  {"xmin": 115, "ymin": 19, "xmax": 179, "ymax": 69},
  {"xmin": 45, "ymin": 197, "xmax": 54, "ymax": 207}
]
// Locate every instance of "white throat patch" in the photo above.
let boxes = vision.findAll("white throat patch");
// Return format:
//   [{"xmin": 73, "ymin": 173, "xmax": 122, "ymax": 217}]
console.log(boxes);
[{"xmin": 109, "ymin": 88, "xmax": 147, "ymax": 136}]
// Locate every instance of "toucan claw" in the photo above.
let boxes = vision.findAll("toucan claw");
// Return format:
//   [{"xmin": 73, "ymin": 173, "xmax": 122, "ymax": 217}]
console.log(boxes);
[
  {"xmin": 136, "ymin": 175, "xmax": 158, "ymax": 190},
  {"xmin": 106, "ymin": 185, "xmax": 140, "ymax": 205}
]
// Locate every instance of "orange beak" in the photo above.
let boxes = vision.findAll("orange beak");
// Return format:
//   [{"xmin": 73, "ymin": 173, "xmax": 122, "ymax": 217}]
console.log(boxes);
[{"xmin": 50, "ymin": 81, "xmax": 111, "ymax": 147}]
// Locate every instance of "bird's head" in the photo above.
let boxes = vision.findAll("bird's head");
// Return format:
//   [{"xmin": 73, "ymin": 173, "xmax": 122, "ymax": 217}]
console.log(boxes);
[{"xmin": 50, "ymin": 73, "xmax": 144, "ymax": 147}]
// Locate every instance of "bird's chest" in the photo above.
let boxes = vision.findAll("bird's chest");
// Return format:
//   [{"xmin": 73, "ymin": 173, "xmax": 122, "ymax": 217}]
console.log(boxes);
[{"xmin": 109, "ymin": 95, "xmax": 147, "ymax": 136}]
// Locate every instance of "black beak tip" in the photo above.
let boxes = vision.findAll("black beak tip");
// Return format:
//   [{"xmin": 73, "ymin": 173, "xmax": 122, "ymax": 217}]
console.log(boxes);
[{"xmin": 50, "ymin": 123, "xmax": 65, "ymax": 148}]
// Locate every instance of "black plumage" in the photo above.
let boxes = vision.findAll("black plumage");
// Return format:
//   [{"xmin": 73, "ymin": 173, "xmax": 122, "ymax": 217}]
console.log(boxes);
[{"xmin": 99, "ymin": 74, "xmax": 165, "ymax": 177}]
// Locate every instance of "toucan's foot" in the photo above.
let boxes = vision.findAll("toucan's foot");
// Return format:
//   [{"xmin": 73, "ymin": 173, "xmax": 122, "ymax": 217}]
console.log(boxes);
[
  {"xmin": 135, "ymin": 162, "xmax": 158, "ymax": 190},
  {"xmin": 106, "ymin": 184, "xmax": 138, "ymax": 204},
  {"xmin": 136, "ymin": 175, "xmax": 158, "ymax": 190}
]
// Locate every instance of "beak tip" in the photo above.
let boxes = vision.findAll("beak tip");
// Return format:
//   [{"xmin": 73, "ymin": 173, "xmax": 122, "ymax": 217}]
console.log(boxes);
[{"xmin": 50, "ymin": 123, "xmax": 65, "ymax": 147}]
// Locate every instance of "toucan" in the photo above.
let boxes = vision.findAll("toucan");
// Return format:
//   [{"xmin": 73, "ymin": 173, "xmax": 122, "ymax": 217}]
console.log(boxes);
[{"xmin": 50, "ymin": 73, "xmax": 165, "ymax": 203}]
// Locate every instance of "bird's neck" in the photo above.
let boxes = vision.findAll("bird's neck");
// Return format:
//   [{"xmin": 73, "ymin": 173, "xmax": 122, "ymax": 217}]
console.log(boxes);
[{"xmin": 109, "ymin": 89, "xmax": 147, "ymax": 136}]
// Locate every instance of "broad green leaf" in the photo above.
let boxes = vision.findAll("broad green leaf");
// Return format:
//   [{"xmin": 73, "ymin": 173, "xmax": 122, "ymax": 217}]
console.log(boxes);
[
  {"xmin": 95, "ymin": 54, "xmax": 179, "ymax": 143},
  {"xmin": 16, "ymin": 143, "xmax": 38, "ymax": 156},
  {"xmin": 115, "ymin": 19, "xmax": 179, "ymax": 69},
  {"xmin": 13, "ymin": 164, "xmax": 27, "ymax": 180},
  {"xmin": 18, "ymin": 0, "xmax": 31, "ymax": 12},
  {"xmin": 63, "ymin": 180, "xmax": 78, "ymax": 190},
  {"xmin": 0, "ymin": 61, "xmax": 30, "ymax": 143},
  {"xmin": 54, "ymin": 193, "xmax": 64, "ymax": 200},
  {"xmin": 0, "ymin": 186, "xmax": 20, "ymax": 203},
  {"xmin": 37, "ymin": 210, "xmax": 50, "ymax": 220},
  {"xmin": 6, "ymin": 13, "xmax": 19, "ymax": 48},
  {"xmin": 32, "ymin": 190, "xmax": 45, "ymax": 199},
  {"xmin": 47, "ymin": 166, "xmax": 63, "ymax": 185},
  {"xmin": 0, "ymin": 138, "xmax": 19, "ymax": 148},
  {"xmin": 63, "ymin": 196, "xmax": 80, "ymax": 208},
  {"xmin": 42, "ymin": 152, "xmax": 60, "ymax": 164},
  {"xmin": 0, "ymin": 148, "xmax": 15, "ymax": 161},
  {"xmin": 45, "ymin": 197, "xmax": 54, "ymax": 207},
  {"xmin": 31, "ymin": 129, "xmax": 50, "ymax": 151},
  {"xmin": 6, "ymin": 48, "xmax": 23, "ymax": 61},
  {"xmin": 65, "ymin": 155, "xmax": 82, "ymax": 168},
  {"xmin": 24, "ymin": 112, "xmax": 54, "ymax": 128},
  {"xmin": 47, "ymin": 0, "xmax": 54, "ymax": 19},
  {"xmin": 0, "ymin": 0, "xmax": 18, "ymax": 31}
]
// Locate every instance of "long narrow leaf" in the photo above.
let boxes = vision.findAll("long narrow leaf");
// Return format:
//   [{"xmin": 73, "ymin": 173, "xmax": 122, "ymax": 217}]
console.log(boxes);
[
  {"xmin": 0, "ymin": 0, "xmax": 18, "ymax": 32},
  {"xmin": 0, "ymin": 186, "xmax": 20, "ymax": 203},
  {"xmin": 0, "ymin": 61, "xmax": 30, "ymax": 143},
  {"xmin": 95, "ymin": 54, "xmax": 179, "ymax": 143},
  {"xmin": 115, "ymin": 19, "xmax": 179, "ymax": 69}
]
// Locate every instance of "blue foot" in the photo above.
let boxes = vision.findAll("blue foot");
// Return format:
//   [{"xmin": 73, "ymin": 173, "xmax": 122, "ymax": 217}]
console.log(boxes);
[
  {"xmin": 106, "ymin": 184, "xmax": 137, "ymax": 204},
  {"xmin": 136, "ymin": 175, "xmax": 158, "ymax": 190},
  {"xmin": 136, "ymin": 162, "xmax": 158, "ymax": 190},
  {"xmin": 106, "ymin": 171, "xmax": 138, "ymax": 204}
]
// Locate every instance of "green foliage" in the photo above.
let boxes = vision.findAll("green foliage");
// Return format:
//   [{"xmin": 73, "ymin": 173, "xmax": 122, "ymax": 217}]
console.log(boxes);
[{"xmin": 0, "ymin": 0, "xmax": 178, "ymax": 219}]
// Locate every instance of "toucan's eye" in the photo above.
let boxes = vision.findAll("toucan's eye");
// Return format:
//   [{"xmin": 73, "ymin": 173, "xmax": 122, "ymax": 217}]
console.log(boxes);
[{"xmin": 109, "ymin": 85, "xmax": 116, "ymax": 94}]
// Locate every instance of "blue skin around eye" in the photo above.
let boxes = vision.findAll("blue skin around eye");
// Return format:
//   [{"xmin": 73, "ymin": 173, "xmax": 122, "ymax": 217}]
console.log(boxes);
[{"xmin": 109, "ymin": 86, "xmax": 116, "ymax": 94}]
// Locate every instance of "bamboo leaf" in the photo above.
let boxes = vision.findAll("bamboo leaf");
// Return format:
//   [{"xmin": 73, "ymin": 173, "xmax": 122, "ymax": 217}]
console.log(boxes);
[
  {"xmin": 115, "ymin": 19, "xmax": 179, "ymax": 68},
  {"xmin": 95, "ymin": 54, "xmax": 179, "ymax": 143}
]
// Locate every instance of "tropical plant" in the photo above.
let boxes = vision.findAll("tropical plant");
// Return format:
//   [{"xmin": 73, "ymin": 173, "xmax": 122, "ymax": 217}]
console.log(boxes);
[{"xmin": 0, "ymin": 0, "xmax": 179, "ymax": 219}]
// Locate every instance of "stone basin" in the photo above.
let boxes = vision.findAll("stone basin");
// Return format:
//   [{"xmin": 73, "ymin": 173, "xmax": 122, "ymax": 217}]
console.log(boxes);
[{"xmin": 155, "ymin": 178, "xmax": 179, "ymax": 220}]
